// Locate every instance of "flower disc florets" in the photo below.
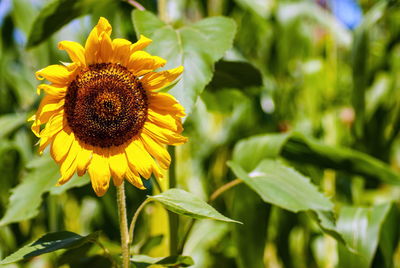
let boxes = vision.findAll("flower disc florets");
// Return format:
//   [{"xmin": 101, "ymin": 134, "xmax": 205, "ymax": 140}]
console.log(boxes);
[{"xmin": 65, "ymin": 63, "xmax": 148, "ymax": 148}]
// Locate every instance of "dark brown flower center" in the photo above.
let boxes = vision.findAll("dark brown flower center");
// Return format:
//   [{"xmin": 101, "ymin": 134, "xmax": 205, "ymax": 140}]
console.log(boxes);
[{"xmin": 64, "ymin": 63, "xmax": 148, "ymax": 148}]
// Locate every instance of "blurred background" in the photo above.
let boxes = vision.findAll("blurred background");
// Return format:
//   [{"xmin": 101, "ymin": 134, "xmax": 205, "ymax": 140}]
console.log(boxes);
[{"xmin": 1, "ymin": 0, "xmax": 400, "ymax": 267}]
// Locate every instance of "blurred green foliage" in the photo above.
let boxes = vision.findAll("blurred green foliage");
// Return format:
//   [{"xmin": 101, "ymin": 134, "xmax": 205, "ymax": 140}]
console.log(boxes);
[{"xmin": 1, "ymin": 0, "xmax": 400, "ymax": 267}]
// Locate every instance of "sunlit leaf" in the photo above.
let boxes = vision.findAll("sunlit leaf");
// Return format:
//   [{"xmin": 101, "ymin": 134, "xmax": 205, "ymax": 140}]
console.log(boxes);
[
  {"xmin": 132, "ymin": 10, "xmax": 236, "ymax": 114},
  {"xmin": 148, "ymin": 189, "xmax": 241, "ymax": 224},
  {"xmin": 337, "ymin": 203, "xmax": 392, "ymax": 268},
  {"xmin": 0, "ymin": 231, "xmax": 99, "ymax": 264},
  {"xmin": 228, "ymin": 160, "xmax": 333, "ymax": 212}
]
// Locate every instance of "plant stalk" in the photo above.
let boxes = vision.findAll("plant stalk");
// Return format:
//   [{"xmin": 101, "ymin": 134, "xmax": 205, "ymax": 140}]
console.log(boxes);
[
  {"xmin": 116, "ymin": 182, "xmax": 130, "ymax": 268},
  {"xmin": 168, "ymin": 146, "xmax": 179, "ymax": 255}
]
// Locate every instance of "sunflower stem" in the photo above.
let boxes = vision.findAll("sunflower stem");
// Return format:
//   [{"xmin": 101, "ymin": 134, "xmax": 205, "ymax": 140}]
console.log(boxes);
[
  {"xmin": 116, "ymin": 182, "xmax": 130, "ymax": 268},
  {"xmin": 168, "ymin": 146, "xmax": 179, "ymax": 255}
]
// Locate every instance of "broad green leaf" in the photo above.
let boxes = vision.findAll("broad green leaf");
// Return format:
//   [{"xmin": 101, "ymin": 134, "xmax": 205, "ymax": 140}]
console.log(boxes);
[
  {"xmin": 0, "ymin": 155, "xmax": 89, "ymax": 226},
  {"xmin": 281, "ymin": 133, "xmax": 400, "ymax": 185},
  {"xmin": 0, "ymin": 113, "xmax": 27, "ymax": 139},
  {"xmin": 231, "ymin": 184, "xmax": 270, "ymax": 268},
  {"xmin": 208, "ymin": 60, "xmax": 263, "ymax": 90},
  {"xmin": 232, "ymin": 133, "xmax": 290, "ymax": 171},
  {"xmin": 131, "ymin": 255, "xmax": 194, "ymax": 268},
  {"xmin": 228, "ymin": 160, "xmax": 333, "ymax": 212},
  {"xmin": 132, "ymin": 10, "xmax": 236, "ymax": 114},
  {"xmin": 26, "ymin": 0, "xmax": 96, "ymax": 47},
  {"xmin": 0, "ymin": 231, "xmax": 99, "ymax": 264},
  {"xmin": 337, "ymin": 203, "xmax": 392, "ymax": 268},
  {"xmin": 148, "ymin": 189, "xmax": 240, "ymax": 224}
]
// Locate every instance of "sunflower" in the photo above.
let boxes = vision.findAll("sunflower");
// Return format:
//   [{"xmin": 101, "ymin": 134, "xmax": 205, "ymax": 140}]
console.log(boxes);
[{"xmin": 29, "ymin": 17, "xmax": 187, "ymax": 196}]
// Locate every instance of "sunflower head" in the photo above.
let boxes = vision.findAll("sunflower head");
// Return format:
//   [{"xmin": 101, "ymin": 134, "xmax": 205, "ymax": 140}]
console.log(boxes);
[{"xmin": 30, "ymin": 17, "xmax": 187, "ymax": 196}]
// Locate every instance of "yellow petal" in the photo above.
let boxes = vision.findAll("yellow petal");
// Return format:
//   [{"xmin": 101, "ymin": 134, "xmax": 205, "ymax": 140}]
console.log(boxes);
[
  {"xmin": 127, "ymin": 51, "xmax": 166, "ymax": 76},
  {"xmin": 85, "ymin": 17, "xmax": 112, "ymax": 65},
  {"xmin": 149, "ymin": 92, "xmax": 186, "ymax": 117},
  {"xmin": 88, "ymin": 149, "xmax": 111, "ymax": 197},
  {"xmin": 140, "ymin": 134, "xmax": 171, "ymax": 169},
  {"xmin": 125, "ymin": 167, "xmax": 145, "ymax": 189},
  {"xmin": 112, "ymin": 38, "xmax": 131, "ymax": 65},
  {"xmin": 36, "ymin": 84, "xmax": 67, "ymax": 97},
  {"xmin": 36, "ymin": 64, "xmax": 77, "ymax": 85},
  {"xmin": 31, "ymin": 96, "xmax": 64, "ymax": 137},
  {"xmin": 99, "ymin": 32, "xmax": 113, "ymax": 63},
  {"xmin": 39, "ymin": 111, "xmax": 64, "ymax": 140},
  {"xmin": 51, "ymin": 128, "xmax": 74, "ymax": 163},
  {"xmin": 125, "ymin": 139, "xmax": 154, "ymax": 179},
  {"xmin": 109, "ymin": 146, "xmax": 128, "ymax": 186},
  {"xmin": 141, "ymin": 66, "xmax": 183, "ymax": 91},
  {"xmin": 76, "ymin": 143, "xmax": 93, "ymax": 176},
  {"xmin": 38, "ymin": 135, "xmax": 55, "ymax": 155},
  {"xmin": 58, "ymin": 40, "xmax": 86, "ymax": 66},
  {"xmin": 143, "ymin": 121, "xmax": 188, "ymax": 146},
  {"xmin": 131, "ymin": 35, "xmax": 152, "ymax": 53},
  {"xmin": 148, "ymin": 109, "xmax": 182, "ymax": 132},
  {"xmin": 57, "ymin": 139, "xmax": 80, "ymax": 185}
]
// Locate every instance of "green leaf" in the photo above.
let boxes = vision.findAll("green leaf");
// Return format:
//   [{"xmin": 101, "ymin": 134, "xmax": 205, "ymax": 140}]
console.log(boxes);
[
  {"xmin": 132, "ymin": 10, "xmax": 236, "ymax": 114},
  {"xmin": 281, "ymin": 133, "xmax": 400, "ymax": 185},
  {"xmin": 26, "ymin": 0, "xmax": 97, "ymax": 48},
  {"xmin": 351, "ymin": 1, "xmax": 387, "ymax": 137},
  {"xmin": 0, "ymin": 155, "xmax": 90, "ymax": 226},
  {"xmin": 0, "ymin": 113, "xmax": 27, "ymax": 139},
  {"xmin": 0, "ymin": 231, "xmax": 99, "ymax": 264},
  {"xmin": 228, "ymin": 160, "xmax": 333, "ymax": 212},
  {"xmin": 131, "ymin": 255, "xmax": 194, "ymax": 268},
  {"xmin": 148, "ymin": 189, "xmax": 241, "ymax": 223},
  {"xmin": 208, "ymin": 60, "xmax": 263, "ymax": 90},
  {"xmin": 232, "ymin": 133, "xmax": 290, "ymax": 172},
  {"xmin": 337, "ymin": 203, "xmax": 392, "ymax": 268},
  {"xmin": 379, "ymin": 205, "xmax": 399, "ymax": 268}
]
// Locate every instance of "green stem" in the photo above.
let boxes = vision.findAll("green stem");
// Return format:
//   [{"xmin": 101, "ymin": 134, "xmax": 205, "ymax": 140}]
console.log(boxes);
[
  {"xmin": 168, "ymin": 146, "xmax": 179, "ymax": 255},
  {"xmin": 209, "ymin": 178, "xmax": 243, "ymax": 202},
  {"xmin": 124, "ymin": 0, "xmax": 145, "ymax": 10},
  {"xmin": 128, "ymin": 198, "xmax": 152, "ymax": 244},
  {"xmin": 116, "ymin": 182, "xmax": 130, "ymax": 268}
]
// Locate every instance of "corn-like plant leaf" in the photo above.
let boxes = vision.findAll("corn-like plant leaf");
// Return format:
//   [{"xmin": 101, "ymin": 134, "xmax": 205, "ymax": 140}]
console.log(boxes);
[
  {"xmin": 337, "ymin": 203, "xmax": 392, "ymax": 268},
  {"xmin": 131, "ymin": 255, "xmax": 194, "ymax": 268}
]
